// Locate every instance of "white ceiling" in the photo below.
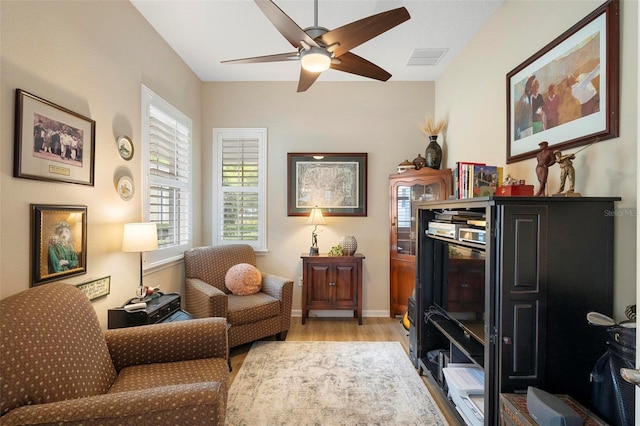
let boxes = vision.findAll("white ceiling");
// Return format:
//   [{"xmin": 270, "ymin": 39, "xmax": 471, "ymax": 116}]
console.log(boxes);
[{"xmin": 131, "ymin": 0, "xmax": 503, "ymax": 83}]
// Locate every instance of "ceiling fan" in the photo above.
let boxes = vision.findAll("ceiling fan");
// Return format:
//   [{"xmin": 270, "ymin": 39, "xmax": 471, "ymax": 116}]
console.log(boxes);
[{"xmin": 222, "ymin": 0, "xmax": 411, "ymax": 92}]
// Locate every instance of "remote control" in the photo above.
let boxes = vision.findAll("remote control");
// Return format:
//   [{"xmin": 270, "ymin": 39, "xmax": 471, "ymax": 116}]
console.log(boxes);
[{"xmin": 124, "ymin": 302, "xmax": 147, "ymax": 312}]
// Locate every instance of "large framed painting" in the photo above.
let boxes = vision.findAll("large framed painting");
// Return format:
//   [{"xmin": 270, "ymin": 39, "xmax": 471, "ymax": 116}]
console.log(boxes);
[
  {"xmin": 14, "ymin": 89, "xmax": 96, "ymax": 185},
  {"xmin": 31, "ymin": 204, "xmax": 87, "ymax": 286},
  {"xmin": 506, "ymin": 0, "xmax": 619, "ymax": 164},
  {"xmin": 287, "ymin": 153, "xmax": 368, "ymax": 217}
]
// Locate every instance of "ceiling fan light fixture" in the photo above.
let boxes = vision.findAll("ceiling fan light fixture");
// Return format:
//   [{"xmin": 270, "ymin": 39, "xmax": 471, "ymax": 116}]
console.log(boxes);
[{"xmin": 300, "ymin": 47, "xmax": 331, "ymax": 73}]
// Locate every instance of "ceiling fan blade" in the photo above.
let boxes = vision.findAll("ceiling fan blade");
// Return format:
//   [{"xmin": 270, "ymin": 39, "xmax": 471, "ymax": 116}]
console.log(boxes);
[
  {"xmin": 330, "ymin": 52, "xmax": 391, "ymax": 81},
  {"xmin": 222, "ymin": 52, "xmax": 299, "ymax": 64},
  {"xmin": 255, "ymin": 0, "xmax": 319, "ymax": 49},
  {"xmin": 319, "ymin": 7, "xmax": 410, "ymax": 58},
  {"xmin": 297, "ymin": 68, "xmax": 321, "ymax": 92}
]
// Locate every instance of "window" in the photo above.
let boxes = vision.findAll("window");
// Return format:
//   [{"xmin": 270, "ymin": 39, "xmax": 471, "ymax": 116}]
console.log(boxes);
[
  {"xmin": 141, "ymin": 85, "xmax": 192, "ymax": 267},
  {"xmin": 214, "ymin": 128, "xmax": 267, "ymax": 252}
]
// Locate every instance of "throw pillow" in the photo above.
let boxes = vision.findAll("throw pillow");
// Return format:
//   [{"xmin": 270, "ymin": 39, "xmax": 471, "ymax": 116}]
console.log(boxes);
[{"xmin": 225, "ymin": 263, "xmax": 262, "ymax": 295}]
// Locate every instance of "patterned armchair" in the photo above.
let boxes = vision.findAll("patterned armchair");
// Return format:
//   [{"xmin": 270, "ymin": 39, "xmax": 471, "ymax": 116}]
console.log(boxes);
[
  {"xmin": 0, "ymin": 283, "xmax": 229, "ymax": 425},
  {"xmin": 184, "ymin": 244, "xmax": 293, "ymax": 348}
]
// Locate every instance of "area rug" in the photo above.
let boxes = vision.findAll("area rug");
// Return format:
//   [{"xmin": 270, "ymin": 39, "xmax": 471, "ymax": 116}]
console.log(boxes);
[{"xmin": 226, "ymin": 341, "xmax": 448, "ymax": 425}]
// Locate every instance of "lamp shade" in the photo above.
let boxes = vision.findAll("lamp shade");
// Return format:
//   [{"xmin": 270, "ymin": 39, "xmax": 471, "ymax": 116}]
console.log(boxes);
[
  {"xmin": 122, "ymin": 222, "xmax": 158, "ymax": 252},
  {"xmin": 300, "ymin": 47, "xmax": 331, "ymax": 73},
  {"xmin": 306, "ymin": 207, "xmax": 326, "ymax": 226}
]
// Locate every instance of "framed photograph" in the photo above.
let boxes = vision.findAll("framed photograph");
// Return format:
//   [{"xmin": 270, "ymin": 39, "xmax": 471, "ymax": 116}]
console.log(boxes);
[
  {"xmin": 506, "ymin": 0, "xmax": 619, "ymax": 164},
  {"xmin": 287, "ymin": 153, "xmax": 367, "ymax": 217},
  {"xmin": 31, "ymin": 204, "xmax": 87, "ymax": 286},
  {"xmin": 14, "ymin": 89, "xmax": 96, "ymax": 185},
  {"xmin": 76, "ymin": 276, "xmax": 111, "ymax": 301}
]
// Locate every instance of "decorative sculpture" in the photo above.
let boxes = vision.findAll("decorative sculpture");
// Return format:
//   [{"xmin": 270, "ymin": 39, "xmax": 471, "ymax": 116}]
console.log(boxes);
[
  {"xmin": 553, "ymin": 149, "xmax": 582, "ymax": 197},
  {"xmin": 534, "ymin": 141, "xmax": 556, "ymax": 196}
]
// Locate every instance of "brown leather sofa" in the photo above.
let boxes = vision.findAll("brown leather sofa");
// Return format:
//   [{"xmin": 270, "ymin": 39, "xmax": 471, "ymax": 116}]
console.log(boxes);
[
  {"xmin": 184, "ymin": 244, "xmax": 293, "ymax": 348},
  {"xmin": 0, "ymin": 283, "xmax": 229, "ymax": 425}
]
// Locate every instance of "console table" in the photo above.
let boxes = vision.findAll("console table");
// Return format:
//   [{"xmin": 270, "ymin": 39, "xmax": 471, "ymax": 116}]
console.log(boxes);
[
  {"xmin": 108, "ymin": 292, "xmax": 194, "ymax": 329},
  {"xmin": 301, "ymin": 254, "xmax": 364, "ymax": 325}
]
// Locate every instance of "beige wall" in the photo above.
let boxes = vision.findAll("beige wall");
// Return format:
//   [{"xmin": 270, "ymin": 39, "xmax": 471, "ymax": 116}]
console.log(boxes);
[
  {"xmin": 202, "ymin": 82, "xmax": 436, "ymax": 317},
  {"xmin": 1, "ymin": 0, "xmax": 636, "ymax": 326},
  {"xmin": 436, "ymin": 0, "xmax": 638, "ymax": 320},
  {"xmin": 0, "ymin": 0, "xmax": 203, "ymax": 327}
]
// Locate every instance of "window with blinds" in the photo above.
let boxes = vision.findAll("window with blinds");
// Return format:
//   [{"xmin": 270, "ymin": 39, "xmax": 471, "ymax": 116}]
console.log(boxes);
[
  {"xmin": 214, "ymin": 128, "xmax": 267, "ymax": 252},
  {"xmin": 142, "ymin": 85, "xmax": 192, "ymax": 267}
]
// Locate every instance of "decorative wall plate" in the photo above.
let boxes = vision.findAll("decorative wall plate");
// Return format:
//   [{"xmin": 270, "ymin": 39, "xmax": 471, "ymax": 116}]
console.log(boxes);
[
  {"xmin": 117, "ymin": 176, "xmax": 134, "ymax": 201},
  {"xmin": 116, "ymin": 135, "xmax": 134, "ymax": 161}
]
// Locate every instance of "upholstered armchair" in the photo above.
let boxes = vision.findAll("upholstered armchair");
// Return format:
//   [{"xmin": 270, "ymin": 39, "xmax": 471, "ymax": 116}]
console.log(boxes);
[
  {"xmin": 0, "ymin": 283, "xmax": 229, "ymax": 425},
  {"xmin": 184, "ymin": 244, "xmax": 293, "ymax": 348}
]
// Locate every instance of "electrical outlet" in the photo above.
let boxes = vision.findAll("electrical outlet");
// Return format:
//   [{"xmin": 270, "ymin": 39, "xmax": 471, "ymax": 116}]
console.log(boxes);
[{"xmin": 298, "ymin": 276, "xmax": 303, "ymax": 287}]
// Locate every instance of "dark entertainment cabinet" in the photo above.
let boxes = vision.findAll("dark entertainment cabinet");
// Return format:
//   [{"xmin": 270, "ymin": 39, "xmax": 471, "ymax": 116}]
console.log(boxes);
[{"xmin": 411, "ymin": 197, "xmax": 619, "ymax": 424}]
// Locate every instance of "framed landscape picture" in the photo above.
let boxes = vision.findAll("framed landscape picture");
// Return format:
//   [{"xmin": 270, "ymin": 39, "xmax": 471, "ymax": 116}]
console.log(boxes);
[
  {"xmin": 14, "ymin": 89, "xmax": 96, "ymax": 185},
  {"xmin": 31, "ymin": 204, "xmax": 87, "ymax": 286},
  {"xmin": 506, "ymin": 0, "xmax": 619, "ymax": 163},
  {"xmin": 287, "ymin": 153, "xmax": 368, "ymax": 217}
]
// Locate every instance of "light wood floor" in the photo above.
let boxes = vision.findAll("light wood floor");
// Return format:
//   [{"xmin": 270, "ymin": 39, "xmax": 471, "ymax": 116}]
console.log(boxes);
[{"xmin": 229, "ymin": 317, "xmax": 463, "ymax": 425}]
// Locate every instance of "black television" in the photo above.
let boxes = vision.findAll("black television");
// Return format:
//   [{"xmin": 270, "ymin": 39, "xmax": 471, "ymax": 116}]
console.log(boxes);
[{"xmin": 432, "ymin": 238, "xmax": 486, "ymax": 344}]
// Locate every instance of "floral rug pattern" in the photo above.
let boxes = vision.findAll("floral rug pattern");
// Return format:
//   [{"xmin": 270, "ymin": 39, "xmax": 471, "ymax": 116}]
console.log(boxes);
[{"xmin": 226, "ymin": 341, "xmax": 448, "ymax": 425}]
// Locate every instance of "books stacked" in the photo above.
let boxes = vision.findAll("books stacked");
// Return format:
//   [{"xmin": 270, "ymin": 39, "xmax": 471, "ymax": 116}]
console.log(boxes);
[{"xmin": 454, "ymin": 162, "xmax": 503, "ymax": 199}]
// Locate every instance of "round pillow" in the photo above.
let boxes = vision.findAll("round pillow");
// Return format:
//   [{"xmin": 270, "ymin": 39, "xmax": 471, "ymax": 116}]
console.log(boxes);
[{"xmin": 225, "ymin": 263, "xmax": 262, "ymax": 295}]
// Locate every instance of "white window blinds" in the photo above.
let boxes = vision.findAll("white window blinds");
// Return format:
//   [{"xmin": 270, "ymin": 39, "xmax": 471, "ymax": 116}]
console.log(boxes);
[
  {"xmin": 214, "ymin": 128, "xmax": 267, "ymax": 252},
  {"xmin": 142, "ymin": 85, "xmax": 192, "ymax": 266}
]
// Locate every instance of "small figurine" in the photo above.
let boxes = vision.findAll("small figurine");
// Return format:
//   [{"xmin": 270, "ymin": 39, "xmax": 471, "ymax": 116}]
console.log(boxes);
[
  {"xmin": 553, "ymin": 150, "xmax": 581, "ymax": 196},
  {"xmin": 534, "ymin": 141, "xmax": 556, "ymax": 196}
]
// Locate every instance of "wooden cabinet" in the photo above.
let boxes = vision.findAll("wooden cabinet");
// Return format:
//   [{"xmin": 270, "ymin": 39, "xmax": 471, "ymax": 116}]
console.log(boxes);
[
  {"xmin": 301, "ymin": 254, "xmax": 364, "ymax": 325},
  {"xmin": 414, "ymin": 197, "xmax": 619, "ymax": 424},
  {"xmin": 389, "ymin": 168, "xmax": 451, "ymax": 317}
]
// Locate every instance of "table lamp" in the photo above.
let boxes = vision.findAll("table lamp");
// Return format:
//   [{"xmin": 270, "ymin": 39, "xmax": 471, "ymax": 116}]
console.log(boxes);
[
  {"xmin": 122, "ymin": 222, "xmax": 158, "ymax": 301},
  {"xmin": 307, "ymin": 206, "xmax": 326, "ymax": 255}
]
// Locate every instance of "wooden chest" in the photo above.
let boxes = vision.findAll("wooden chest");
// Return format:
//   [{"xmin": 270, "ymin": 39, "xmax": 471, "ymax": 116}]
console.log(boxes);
[
  {"xmin": 499, "ymin": 393, "xmax": 607, "ymax": 426},
  {"xmin": 496, "ymin": 185, "xmax": 534, "ymax": 196}
]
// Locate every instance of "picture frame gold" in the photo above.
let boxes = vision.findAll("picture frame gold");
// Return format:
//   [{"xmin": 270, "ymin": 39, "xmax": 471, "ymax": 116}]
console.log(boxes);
[{"xmin": 31, "ymin": 204, "xmax": 87, "ymax": 286}]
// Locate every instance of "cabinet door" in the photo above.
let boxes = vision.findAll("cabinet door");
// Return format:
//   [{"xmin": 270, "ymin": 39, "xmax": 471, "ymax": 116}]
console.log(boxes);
[
  {"xmin": 390, "ymin": 257, "xmax": 416, "ymax": 314},
  {"xmin": 392, "ymin": 181, "xmax": 445, "ymax": 257},
  {"xmin": 497, "ymin": 205, "xmax": 547, "ymax": 392},
  {"xmin": 389, "ymin": 169, "xmax": 452, "ymax": 317},
  {"xmin": 333, "ymin": 263, "xmax": 359, "ymax": 308},
  {"xmin": 307, "ymin": 263, "xmax": 331, "ymax": 307}
]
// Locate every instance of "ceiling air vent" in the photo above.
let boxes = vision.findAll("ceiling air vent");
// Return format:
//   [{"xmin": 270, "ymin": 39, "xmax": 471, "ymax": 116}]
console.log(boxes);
[{"xmin": 407, "ymin": 48, "xmax": 448, "ymax": 66}]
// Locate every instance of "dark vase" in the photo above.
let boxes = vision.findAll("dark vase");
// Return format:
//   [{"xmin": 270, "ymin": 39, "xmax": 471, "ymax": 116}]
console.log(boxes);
[{"xmin": 425, "ymin": 135, "xmax": 442, "ymax": 169}]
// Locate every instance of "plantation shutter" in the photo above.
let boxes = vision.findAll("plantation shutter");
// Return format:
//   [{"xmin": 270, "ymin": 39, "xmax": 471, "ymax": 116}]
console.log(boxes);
[
  {"xmin": 148, "ymin": 105, "xmax": 190, "ymax": 248},
  {"xmin": 142, "ymin": 85, "xmax": 192, "ymax": 267},
  {"xmin": 215, "ymin": 128, "xmax": 267, "ymax": 251}
]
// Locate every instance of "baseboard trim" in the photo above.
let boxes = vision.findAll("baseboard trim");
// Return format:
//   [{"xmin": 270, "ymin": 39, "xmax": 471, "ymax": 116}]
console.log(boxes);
[{"xmin": 291, "ymin": 309, "xmax": 390, "ymax": 318}]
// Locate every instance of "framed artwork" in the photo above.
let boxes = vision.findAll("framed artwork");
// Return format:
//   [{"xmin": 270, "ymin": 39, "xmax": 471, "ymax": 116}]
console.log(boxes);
[
  {"xmin": 287, "ymin": 153, "xmax": 367, "ymax": 216},
  {"xmin": 506, "ymin": 0, "xmax": 619, "ymax": 164},
  {"xmin": 76, "ymin": 276, "xmax": 110, "ymax": 301},
  {"xmin": 31, "ymin": 204, "xmax": 87, "ymax": 286},
  {"xmin": 14, "ymin": 89, "xmax": 96, "ymax": 185}
]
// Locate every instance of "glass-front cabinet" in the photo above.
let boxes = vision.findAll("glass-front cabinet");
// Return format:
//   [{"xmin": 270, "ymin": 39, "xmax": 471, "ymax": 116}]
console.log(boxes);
[{"xmin": 389, "ymin": 168, "xmax": 451, "ymax": 317}]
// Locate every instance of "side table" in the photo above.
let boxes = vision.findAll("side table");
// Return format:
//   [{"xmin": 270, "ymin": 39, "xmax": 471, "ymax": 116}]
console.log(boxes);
[
  {"xmin": 301, "ymin": 253, "xmax": 365, "ymax": 325},
  {"xmin": 108, "ymin": 292, "xmax": 195, "ymax": 329}
]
